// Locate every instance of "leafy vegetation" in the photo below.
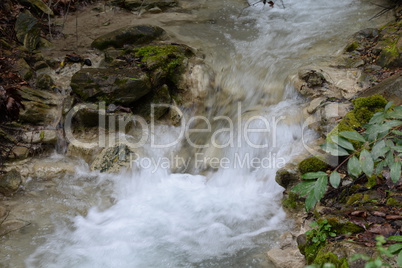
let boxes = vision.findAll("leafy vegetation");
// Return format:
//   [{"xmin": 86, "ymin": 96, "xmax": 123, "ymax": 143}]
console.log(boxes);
[
  {"xmin": 350, "ymin": 235, "xmax": 402, "ymax": 268},
  {"xmin": 292, "ymin": 101, "xmax": 402, "ymax": 212}
]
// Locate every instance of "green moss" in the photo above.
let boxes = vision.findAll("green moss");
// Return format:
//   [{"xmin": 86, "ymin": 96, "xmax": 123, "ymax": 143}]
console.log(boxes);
[
  {"xmin": 324, "ymin": 217, "xmax": 364, "ymax": 236},
  {"xmin": 282, "ymin": 192, "xmax": 303, "ymax": 210},
  {"xmin": 128, "ymin": 44, "xmax": 191, "ymax": 80},
  {"xmin": 327, "ymin": 95, "xmax": 387, "ymax": 146},
  {"xmin": 352, "ymin": 95, "xmax": 387, "ymax": 123},
  {"xmin": 313, "ymin": 251, "xmax": 349, "ymax": 268},
  {"xmin": 346, "ymin": 193, "xmax": 363, "ymax": 206},
  {"xmin": 345, "ymin": 41, "xmax": 359, "ymax": 52},
  {"xmin": 386, "ymin": 197, "xmax": 402, "ymax": 207},
  {"xmin": 365, "ymin": 175, "xmax": 378, "ymax": 189},
  {"xmin": 298, "ymin": 156, "xmax": 329, "ymax": 174},
  {"xmin": 304, "ymin": 241, "xmax": 324, "ymax": 264}
]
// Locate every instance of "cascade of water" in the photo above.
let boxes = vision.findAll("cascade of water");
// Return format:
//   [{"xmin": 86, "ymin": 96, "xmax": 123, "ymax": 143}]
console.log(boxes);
[{"xmin": 22, "ymin": 0, "xmax": 386, "ymax": 267}]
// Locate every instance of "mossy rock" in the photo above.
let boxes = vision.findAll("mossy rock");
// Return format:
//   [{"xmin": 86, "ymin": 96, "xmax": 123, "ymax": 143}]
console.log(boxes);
[
  {"xmin": 282, "ymin": 192, "xmax": 303, "ymax": 210},
  {"xmin": 125, "ymin": 43, "xmax": 193, "ymax": 84},
  {"xmin": 325, "ymin": 217, "xmax": 364, "ymax": 235},
  {"xmin": 130, "ymin": 84, "xmax": 172, "ymax": 120},
  {"xmin": 71, "ymin": 68, "xmax": 152, "ymax": 105},
  {"xmin": 352, "ymin": 94, "xmax": 387, "ymax": 123},
  {"xmin": 386, "ymin": 197, "xmax": 402, "ymax": 207},
  {"xmin": 91, "ymin": 25, "xmax": 166, "ymax": 50},
  {"xmin": 345, "ymin": 41, "xmax": 359, "ymax": 52},
  {"xmin": 298, "ymin": 156, "xmax": 329, "ymax": 174},
  {"xmin": 36, "ymin": 73, "xmax": 54, "ymax": 91},
  {"xmin": 275, "ymin": 168, "xmax": 299, "ymax": 189},
  {"xmin": 326, "ymin": 95, "xmax": 387, "ymax": 146},
  {"xmin": 313, "ymin": 251, "xmax": 349, "ymax": 268}
]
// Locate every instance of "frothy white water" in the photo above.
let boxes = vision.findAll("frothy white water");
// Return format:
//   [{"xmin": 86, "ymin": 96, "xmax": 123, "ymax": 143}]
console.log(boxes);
[{"xmin": 24, "ymin": 0, "xmax": 386, "ymax": 267}]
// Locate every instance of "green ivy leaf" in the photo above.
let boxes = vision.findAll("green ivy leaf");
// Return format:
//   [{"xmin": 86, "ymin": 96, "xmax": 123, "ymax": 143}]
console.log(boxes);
[
  {"xmin": 321, "ymin": 142, "xmax": 350, "ymax": 156},
  {"xmin": 329, "ymin": 171, "xmax": 341, "ymax": 188},
  {"xmin": 390, "ymin": 161, "xmax": 401, "ymax": 183},
  {"xmin": 388, "ymin": 243, "xmax": 402, "ymax": 254},
  {"xmin": 292, "ymin": 181, "xmax": 316, "ymax": 197},
  {"xmin": 305, "ymin": 190, "xmax": 317, "ymax": 212},
  {"xmin": 331, "ymin": 136, "xmax": 355, "ymax": 151},
  {"xmin": 360, "ymin": 149, "xmax": 374, "ymax": 177},
  {"xmin": 348, "ymin": 156, "xmax": 362, "ymax": 178},
  {"xmin": 398, "ymin": 251, "xmax": 402, "ymax": 267},
  {"xmin": 375, "ymin": 161, "xmax": 385, "ymax": 175},
  {"xmin": 388, "ymin": 236, "xmax": 402, "ymax": 242},
  {"xmin": 314, "ymin": 176, "xmax": 328, "ymax": 201},
  {"xmin": 369, "ymin": 111, "xmax": 386, "ymax": 124},
  {"xmin": 384, "ymin": 101, "xmax": 394, "ymax": 112},
  {"xmin": 339, "ymin": 131, "xmax": 366, "ymax": 143},
  {"xmin": 386, "ymin": 106, "xmax": 402, "ymax": 119},
  {"xmin": 371, "ymin": 140, "xmax": 389, "ymax": 159},
  {"xmin": 302, "ymin": 171, "xmax": 328, "ymax": 180}
]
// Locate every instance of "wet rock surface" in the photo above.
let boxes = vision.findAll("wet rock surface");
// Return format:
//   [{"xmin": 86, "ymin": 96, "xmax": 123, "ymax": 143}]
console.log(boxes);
[
  {"xmin": 91, "ymin": 25, "xmax": 166, "ymax": 50},
  {"xmin": 0, "ymin": 169, "xmax": 22, "ymax": 196}
]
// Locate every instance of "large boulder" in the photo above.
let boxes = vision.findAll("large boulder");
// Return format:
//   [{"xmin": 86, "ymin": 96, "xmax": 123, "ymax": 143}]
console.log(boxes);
[
  {"xmin": 70, "ymin": 68, "xmax": 152, "ymax": 105},
  {"xmin": 91, "ymin": 25, "xmax": 165, "ymax": 50},
  {"xmin": 0, "ymin": 169, "xmax": 22, "ymax": 196}
]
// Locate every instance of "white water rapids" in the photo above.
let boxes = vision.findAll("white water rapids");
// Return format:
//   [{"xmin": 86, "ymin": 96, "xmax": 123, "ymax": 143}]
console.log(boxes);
[{"xmin": 1, "ymin": 0, "xmax": 388, "ymax": 267}]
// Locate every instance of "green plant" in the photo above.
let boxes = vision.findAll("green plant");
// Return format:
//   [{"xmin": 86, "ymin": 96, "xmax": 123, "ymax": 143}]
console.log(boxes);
[
  {"xmin": 292, "ymin": 102, "xmax": 402, "ymax": 211},
  {"xmin": 306, "ymin": 219, "xmax": 337, "ymax": 245},
  {"xmin": 350, "ymin": 235, "xmax": 402, "ymax": 267}
]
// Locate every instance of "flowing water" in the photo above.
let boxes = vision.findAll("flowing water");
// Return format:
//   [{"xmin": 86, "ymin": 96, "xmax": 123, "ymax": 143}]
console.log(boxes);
[{"xmin": 1, "ymin": 0, "xmax": 388, "ymax": 267}]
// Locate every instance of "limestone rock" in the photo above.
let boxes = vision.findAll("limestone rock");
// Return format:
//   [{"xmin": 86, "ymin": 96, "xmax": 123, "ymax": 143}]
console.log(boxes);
[
  {"xmin": 267, "ymin": 248, "xmax": 305, "ymax": 268},
  {"xmin": 358, "ymin": 73, "xmax": 402, "ymax": 105},
  {"xmin": 293, "ymin": 66, "xmax": 363, "ymax": 99},
  {"xmin": 32, "ymin": 160, "xmax": 76, "ymax": 180},
  {"xmin": 18, "ymin": 86, "xmax": 60, "ymax": 125},
  {"xmin": 0, "ymin": 169, "xmax": 22, "ymax": 196},
  {"xmin": 91, "ymin": 144, "xmax": 135, "ymax": 173},
  {"xmin": 91, "ymin": 25, "xmax": 165, "ymax": 50},
  {"xmin": 22, "ymin": 129, "xmax": 57, "ymax": 144},
  {"xmin": 15, "ymin": 58, "xmax": 33, "ymax": 80},
  {"xmin": 71, "ymin": 68, "xmax": 152, "ymax": 105}
]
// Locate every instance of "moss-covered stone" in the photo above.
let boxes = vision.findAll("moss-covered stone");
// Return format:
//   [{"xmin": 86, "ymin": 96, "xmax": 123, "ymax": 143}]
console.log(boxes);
[
  {"xmin": 346, "ymin": 193, "xmax": 363, "ymax": 206},
  {"xmin": 386, "ymin": 197, "xmax": 402, "ymax": 207},
  {"xmin": 298, "ymin": 156, "xmax": 329, "ymax": 174},
  {"xmin": 91, "ymin": 25, "xmax": 165, "ymax": 50},
  {"xmin": 36, "ymin": 73, "xmax": 54, "ymax": 91},
  {"xmin": 126, "ymin": 44, "xmax": 193, "ymax": 84},
  {"xmin": 345, "ymin": 41, "xmax": 359, "ymax": 52},
  {"xmin": 275, "ymin": 168, "xmax": 299, "ymax": 189},
  {"xmin": 282, "ymin": 192, "xmax": 303, "ymax": 210},
  {"xmin": 352, "ymin": 94, "xmax": 387, "ymax": 123},
  {"xmin": 313, "ymin": 251, "xmax": 349, "ymax": 268},
  {"xmin": 70, "ymin": 68, "xmax": 152, "ymax": 105},
  {"xmin": 325, "ymin": 217, "xmax": 364, "ymax": 235}
]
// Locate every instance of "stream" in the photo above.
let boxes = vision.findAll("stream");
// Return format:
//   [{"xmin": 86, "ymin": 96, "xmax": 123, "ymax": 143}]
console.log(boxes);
[{"xmin": 1, "ymin": 0, "xmax": 387, "ymax": 267}]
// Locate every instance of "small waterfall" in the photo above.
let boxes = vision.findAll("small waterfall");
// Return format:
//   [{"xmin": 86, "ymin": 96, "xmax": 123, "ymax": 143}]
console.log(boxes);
[{"xmin": 21, "ymin": 0, "xmax": 386, "ymax": 267}]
